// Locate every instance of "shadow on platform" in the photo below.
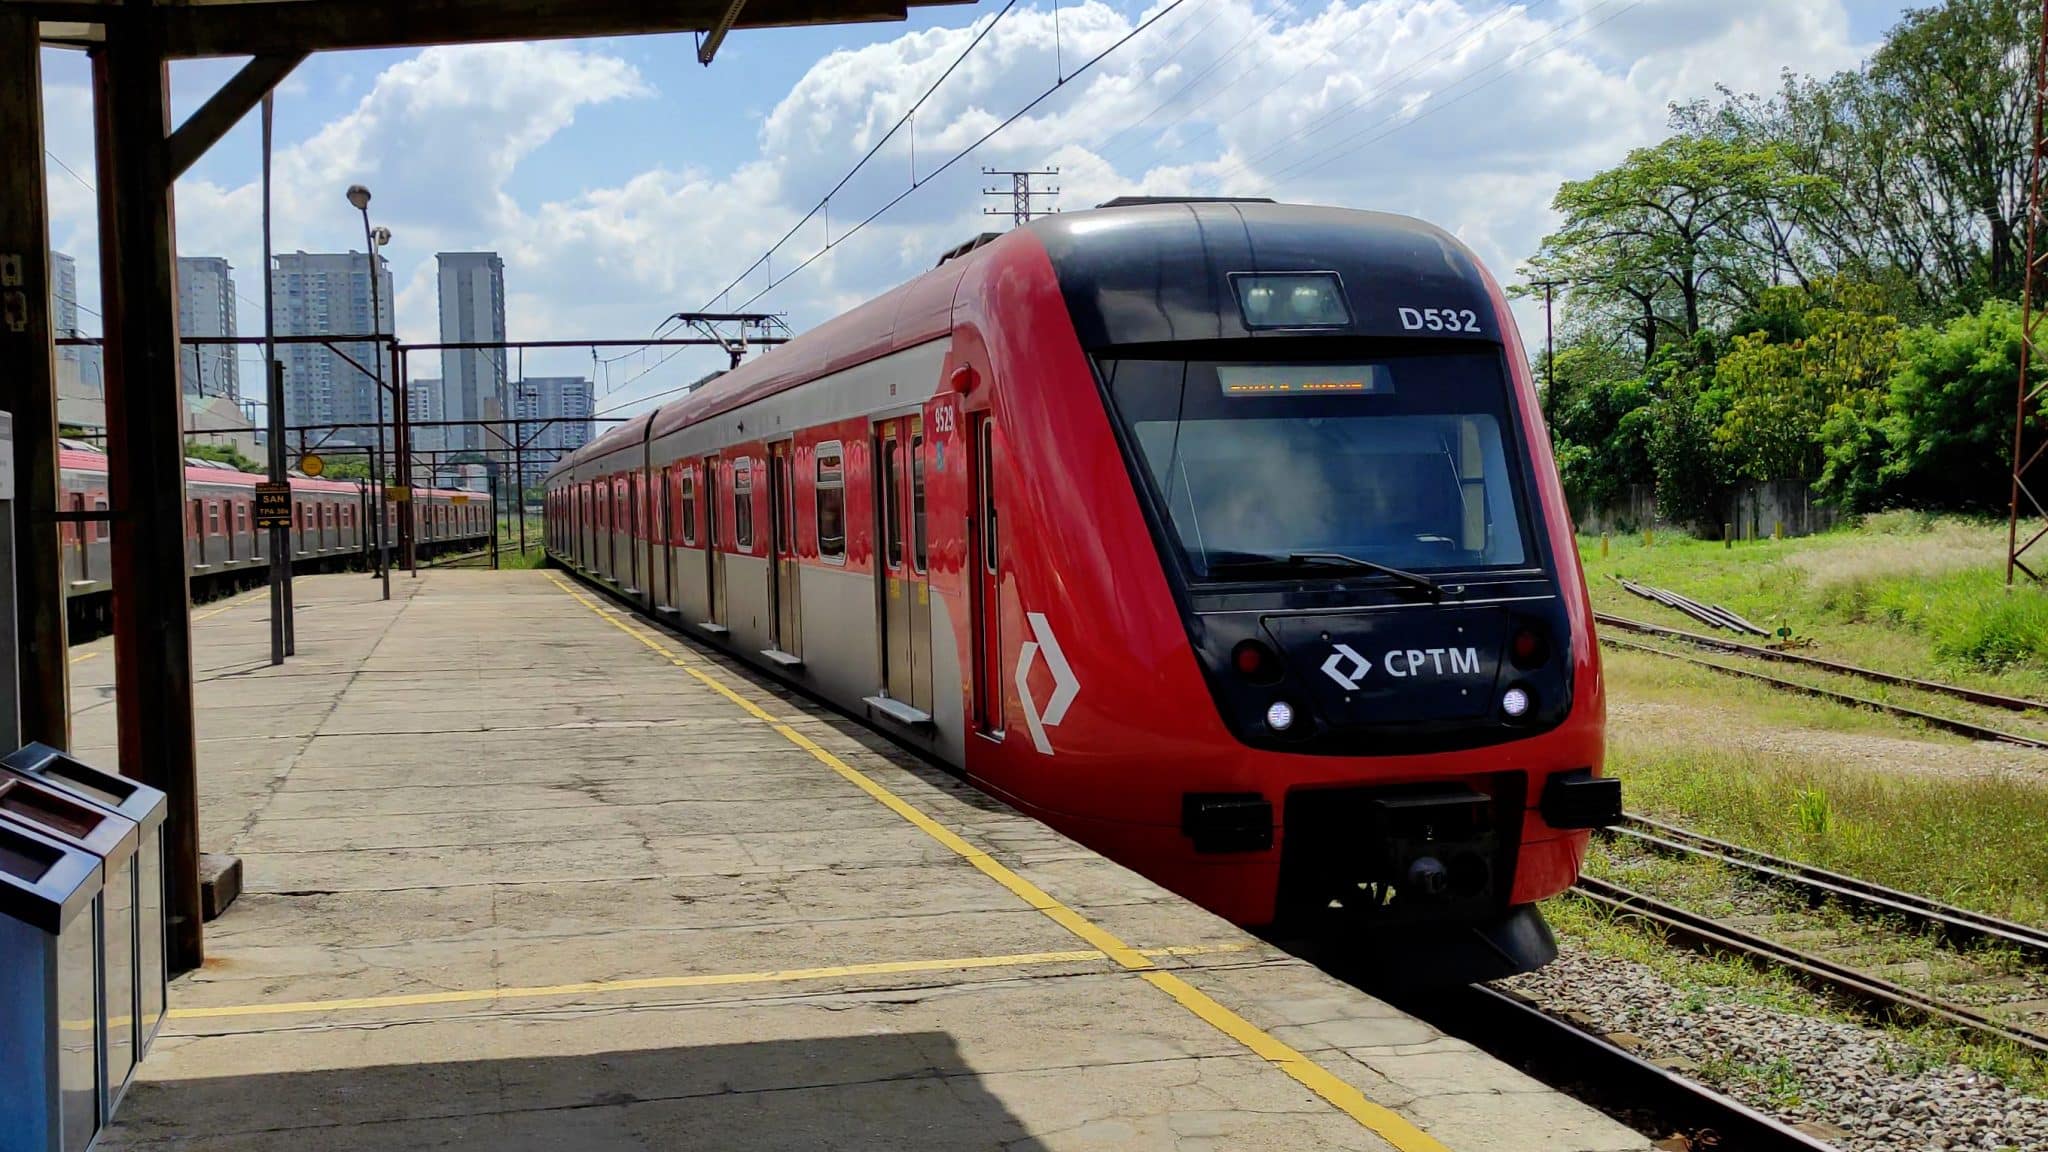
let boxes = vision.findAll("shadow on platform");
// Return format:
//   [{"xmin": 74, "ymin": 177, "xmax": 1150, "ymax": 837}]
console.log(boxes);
[{"xmin": 106, "ymin": 1032, "xmax": 1052, "ymax": 1150}]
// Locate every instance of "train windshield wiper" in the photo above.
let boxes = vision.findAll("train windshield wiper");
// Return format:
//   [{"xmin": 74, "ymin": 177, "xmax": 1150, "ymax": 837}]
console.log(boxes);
[{"xmin": 1203, "ymin": 550, "xmax": 1445, "ymax": 601}]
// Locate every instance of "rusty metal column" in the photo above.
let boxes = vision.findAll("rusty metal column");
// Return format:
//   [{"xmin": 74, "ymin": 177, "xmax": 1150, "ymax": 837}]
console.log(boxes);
[
  {"xmin": 94, "ymin": 21, "xmax": 204, "ymax": 972},
  {"xmin": 396, "ymin": 346, "xmax": 415, "ymax": 572},
  {"xmin": 0, "ymin": 10, "xmax": 71, "ymax": 750}
]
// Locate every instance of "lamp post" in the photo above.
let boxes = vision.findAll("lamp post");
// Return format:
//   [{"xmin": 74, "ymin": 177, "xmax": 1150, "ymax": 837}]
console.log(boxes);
[{"xmin": 347, "ymin": 183, "xmax": 392, "ymax": 602}]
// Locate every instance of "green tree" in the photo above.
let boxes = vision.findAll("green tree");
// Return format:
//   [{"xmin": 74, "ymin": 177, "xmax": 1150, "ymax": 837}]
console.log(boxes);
[
  {"xmin": 1869, "ymin": 0, "xmax": 2038, "ymax": 299},
  {"xmin": 1642, "ymin": 338, "xmax": 1735, "ymax": 528},
  {"xmin": 1521, "ymin": 135, "xmax": 1828, "ymax": 359},
  {"xmin": 1875, "ymin": 299, "xmax": 2043, "ymax": 511},
  {"xmin": 311, "ymin": 454, "xmax": 370, "ymax": 481},
  {"xmin": 1543, "ymin": 335, "xmax": 1655, "ymax": 513},
  {"xmin": 1714, "ymin": 279, "xmax": 1901, "ymax": 482},
  {"xmin": 184, "ymin": 441, "xmax": 261, "ymax": 472}
]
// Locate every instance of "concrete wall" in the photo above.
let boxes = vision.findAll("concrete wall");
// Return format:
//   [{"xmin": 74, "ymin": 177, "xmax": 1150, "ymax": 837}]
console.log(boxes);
[{"xmin": 1571, "ymin": 478, "xmax": 1843, "ymax": 540}]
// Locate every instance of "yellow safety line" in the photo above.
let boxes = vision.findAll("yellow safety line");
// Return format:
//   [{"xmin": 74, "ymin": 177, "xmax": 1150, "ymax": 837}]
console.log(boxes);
[
  {"xmin": 171, "ymin": 942, "xmax": 1254, "ymax": 1022},
  {"xmin": 64, "ymin": 592, "xmax": 263, "ymax": 666},
  {"xmin": 194, "ymin": 589, "xmax": 269, "ymax": 623},
  {"xmin": 545, "ymin": 572, "xmax": 1451, "ymax": 1152}
]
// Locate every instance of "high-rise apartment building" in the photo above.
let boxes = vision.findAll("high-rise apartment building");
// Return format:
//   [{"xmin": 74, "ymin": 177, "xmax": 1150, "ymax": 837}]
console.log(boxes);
[
  {"xmin": 406, "ymin": 376, "xmax": 446, "ymax": 456},
  {"xmin": 176, "ymin": 256, "xmax": 240, "ymax": 402},
  {"xmin": 50, "ymin": 250, "xmax": 106, "ymax": 432},
  {"xmin": 511, "ymin": 375, "xmax": 594, "ymax": 487},
  {"xmin": 436, "ymin": 252, "xmax": 506, "ymax": 454},
  {"xmin": 50, "ymin": 250, "xmax": 78, "ymax": 337},
  {"xmin": 272, "ymin": 251, "xmax": 393, "ymax": 448}
]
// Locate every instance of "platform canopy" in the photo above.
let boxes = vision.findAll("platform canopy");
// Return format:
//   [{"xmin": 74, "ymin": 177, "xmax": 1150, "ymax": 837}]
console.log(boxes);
[{"xmin": 23, "ymin": 0, "xmax": 972, "ymax": 59}]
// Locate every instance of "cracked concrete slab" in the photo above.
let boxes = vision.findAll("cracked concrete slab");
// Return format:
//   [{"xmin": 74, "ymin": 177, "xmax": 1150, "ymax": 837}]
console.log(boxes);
[{"xmin": 65, "ymin": 571, "xmax": 1645, "ymax": 1152}]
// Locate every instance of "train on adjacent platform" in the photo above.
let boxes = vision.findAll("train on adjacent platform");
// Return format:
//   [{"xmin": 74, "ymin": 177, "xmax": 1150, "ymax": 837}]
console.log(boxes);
[
  {"xmin": 543, "ymin": 197, "xmax": 1620, "ymax": 979},
  {"xmin": 57, "ymin": 440, "xmax": 492, "ymax": 628}
]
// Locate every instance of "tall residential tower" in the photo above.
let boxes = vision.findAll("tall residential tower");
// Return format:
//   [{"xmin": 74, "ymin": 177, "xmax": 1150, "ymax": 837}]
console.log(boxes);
[
  {"xmin": 436, "ymin": 252, "xmax": 506, "ymax": 454},
  {"xmin": 176, "ymin": 256, "xmax": 239, "ymax": 402},
  {"xmin": 271, "ymin": 250, "xmax": 393, "ymax": 447}
]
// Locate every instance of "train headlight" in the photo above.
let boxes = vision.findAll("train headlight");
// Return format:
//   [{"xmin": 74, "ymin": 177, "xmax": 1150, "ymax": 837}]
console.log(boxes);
[
  {"xmin": 1264, "ymin": 701, "xmax": 1295, "ymax": 731},
  {"xmin": 1501, "ymin": 686, "xmax": 1530, "ymax": 718}
]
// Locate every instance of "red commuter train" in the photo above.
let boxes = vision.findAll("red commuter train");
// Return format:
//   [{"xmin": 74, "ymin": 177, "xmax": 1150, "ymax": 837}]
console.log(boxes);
[{"xmin": 544, "ymin": 198, "xmax": 1619, "ymax": 979}]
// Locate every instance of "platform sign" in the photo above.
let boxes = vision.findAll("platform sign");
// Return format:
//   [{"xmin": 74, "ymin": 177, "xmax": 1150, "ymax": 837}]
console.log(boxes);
[
  {"xmin": 254, "ymin": 482, "xmax": 292, "ymax": 528},
  {"xmin": 385, "ymin": 485, "xmax": 411, "ymax": 503},
  {"xmin": 298, "ymin": 454, "xmax": 324, "ymax": 477}
]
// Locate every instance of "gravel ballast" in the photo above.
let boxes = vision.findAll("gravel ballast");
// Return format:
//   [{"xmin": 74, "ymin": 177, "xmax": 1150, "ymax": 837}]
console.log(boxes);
[{"xmin": 1502, "ymin": 942, "xmax": 2048, "ymax": 1152}]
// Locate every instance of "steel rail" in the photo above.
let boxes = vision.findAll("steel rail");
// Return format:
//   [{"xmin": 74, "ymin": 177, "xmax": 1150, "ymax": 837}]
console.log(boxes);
[
  {"xmin": 1405, "ymin": 983, "xmax": 1844, "ymax": 1152},
  {"xmin": 1574, "ymin": 877, "xmax": 2048, "ymax": 1055},
  {"xmin": 1597, "ymin": 612, "xmax": 2048, "ymax": 715},
  {"xmin": 1611, "ymin": 816, "xmax": 2048, "ymax": 960},
  {"xmin": 1598, "ymin": 635, "xmax": 2048, "ymax": 749}
]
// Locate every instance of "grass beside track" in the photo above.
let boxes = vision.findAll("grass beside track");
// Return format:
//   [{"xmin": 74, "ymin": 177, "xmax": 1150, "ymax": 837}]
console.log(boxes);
[
  {"xmin": 1581, "ymin": 513, "xmax": 2048, "ymax": 699},
  {"xmin": 1604, "ymin": 730, "xmax": 2048, "ymax": 929}
]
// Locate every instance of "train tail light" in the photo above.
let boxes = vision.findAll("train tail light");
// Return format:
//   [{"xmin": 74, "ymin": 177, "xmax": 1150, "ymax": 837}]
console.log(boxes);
[
  {"xmin": 1233, "ymin": 639, "xmax": 1282, "ymax": 684},
  {"xmin": 1508, "ymin": 626, "xmax": 1547, "ymax": 670}
]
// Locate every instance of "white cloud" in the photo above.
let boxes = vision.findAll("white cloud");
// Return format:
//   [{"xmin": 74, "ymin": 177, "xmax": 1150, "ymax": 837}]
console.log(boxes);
[{"xmin": 42, "ymin": 0, "xmax": 1893, "ymax": 412}]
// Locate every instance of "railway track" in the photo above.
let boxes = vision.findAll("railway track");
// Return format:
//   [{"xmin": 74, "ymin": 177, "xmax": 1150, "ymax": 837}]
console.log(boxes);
[
  {"xmin": 1596, "ymin": 612, "xmax": 2048, "ymax": 715},
  {"xmin": 1586, "ymin": 817, "xmax": 2048, "ymax": 1056},
  {"xmin": 1596, "ymin": 631, "xmax": 2048, "ymax": 749}
]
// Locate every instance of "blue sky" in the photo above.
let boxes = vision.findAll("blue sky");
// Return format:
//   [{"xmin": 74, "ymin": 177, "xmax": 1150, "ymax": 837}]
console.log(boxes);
[{"xmin": 40, "ymin": 0, "xmax": 1916, "ymax": 421}]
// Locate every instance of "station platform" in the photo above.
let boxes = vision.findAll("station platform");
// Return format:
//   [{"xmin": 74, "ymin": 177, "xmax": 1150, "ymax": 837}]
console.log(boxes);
[{"xmin": 64, "ymin": 570, "xmax": 1647, "ymax": 1151}]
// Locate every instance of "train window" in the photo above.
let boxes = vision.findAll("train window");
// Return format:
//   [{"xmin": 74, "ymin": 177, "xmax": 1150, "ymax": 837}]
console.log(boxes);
[
  {"xmin": 208, "ymin": 502, "xmax": 221, "ymax": 536},
  {"xmin": 323, "ymin": 504, "xmax": 334, "ymax": 527},
  {"xmin": 1098, "ymin": 354, "xmax": 1533, "ymax": 579},
  {"xmin": 733, "ymin": 459, "xmax": 755, "ymax": 550},
  {"xmin": 94, "ymin": 498, "xmax": 110, "ymax": 542},
  {"xmin": 679, "ymin": 469, "xmax": 697, "ymax": 545},
  {"xmin": 911, "ymin": 436, "xmax": 926, "ymax": 573},
  {"xmin": 882, "ymin": 438, "xmax": 902, "ymax": 569},
  {"xmin": 775, "ymin": 454, "xmax": 793, "ymax": 553},
  {"xmin": 235, "ymin": 502, "xmax": 247, "ymax": 534},
  {"xmin": 979, "ymin": 422, "xmax": 997, "ymax": 574},
  {"xmin": 815, "ymin": 442, "xmax": 845, "ymax": 563}
]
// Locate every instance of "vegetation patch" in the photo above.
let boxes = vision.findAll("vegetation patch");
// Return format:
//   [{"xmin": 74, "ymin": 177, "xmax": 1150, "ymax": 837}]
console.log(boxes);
[{"xmin": 1605, "ymin": 738, "xmax": 2048, "ymax": 928}]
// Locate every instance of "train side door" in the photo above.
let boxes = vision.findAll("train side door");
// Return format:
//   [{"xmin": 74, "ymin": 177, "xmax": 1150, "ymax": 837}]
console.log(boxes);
[
  {"xmin": 626, "ymin": 471, "xmax": 643, "ymax": 595},
  {"xmin": 703, "ymin": 456, "xmax": 726, "ymax": 629},
  {"xmin": 874, "ymin": 417, "xmax": 931, "ymax": 714},
  {"xmin": 970, "ymin": 416, "xmax": 1002, "ymax": 735},
  {"xmin": 660, "ymin": 464, "xmax": 677, "ymax": 611},
  {"xmin": 767, "ymin": 441, "xmax": 801, "ymax": 660}
]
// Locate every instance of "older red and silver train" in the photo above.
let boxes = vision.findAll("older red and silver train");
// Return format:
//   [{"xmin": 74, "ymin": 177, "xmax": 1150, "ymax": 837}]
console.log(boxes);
[
  {"xmin": 57, "ymin": 440, "xmax": 491, "ymax": 627},
  {"xmin": 545, "ymin": 198, "xmax": 1619, "ymax": 978}
]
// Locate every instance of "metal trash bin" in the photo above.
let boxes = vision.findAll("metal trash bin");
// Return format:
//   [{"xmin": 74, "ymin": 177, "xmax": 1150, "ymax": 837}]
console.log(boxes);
[
  {"xmin": 0, "ymin": 816, "xmax": 106, "ymax": 1152},
  {"xmin": 0, "ymin": 771, "xmax": 143, "ymax": 1120},
  {"xmin": 1, "ymin": 744, "xmax": 169, "ymax": 1078}
]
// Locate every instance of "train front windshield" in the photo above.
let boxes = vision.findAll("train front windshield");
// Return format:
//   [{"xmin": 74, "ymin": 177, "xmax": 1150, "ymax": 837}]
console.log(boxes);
[{"xmin": 1100, "ymin": 351, "xmax": 1535, "ymax": 582}]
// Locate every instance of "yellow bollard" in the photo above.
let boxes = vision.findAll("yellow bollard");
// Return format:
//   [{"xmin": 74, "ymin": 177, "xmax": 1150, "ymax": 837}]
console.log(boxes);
[
  {"xmin": 1775, "ymin": 520, "xmax": 1783, "ymax": 541},
  {"xmin": 1601, "ymin": 533, "xmax": 1610, "ymax": 559},
  {"xmin": 1724, "ymin": 523, "xmax": 1732, "ymax": 549},
  {"xmin": 1643, "ymin": 528, "xmax": 1653, "ymax": 548}
]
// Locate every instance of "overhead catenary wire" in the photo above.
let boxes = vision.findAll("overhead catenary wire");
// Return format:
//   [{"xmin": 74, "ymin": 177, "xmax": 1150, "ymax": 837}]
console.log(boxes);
[
  {"xmin": 695, "ymin": 0, "xmax": 1026, "ymax": 315},
  {"xmin": 597, "ymin": 0, "xmax": 1194, "ymax": 418}
]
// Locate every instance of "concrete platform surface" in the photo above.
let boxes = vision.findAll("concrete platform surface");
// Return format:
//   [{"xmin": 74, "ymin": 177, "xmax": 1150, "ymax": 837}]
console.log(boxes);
[{"xmin": 61, "ymin": 570, "xmax": 1648, "ymax": 1152}]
